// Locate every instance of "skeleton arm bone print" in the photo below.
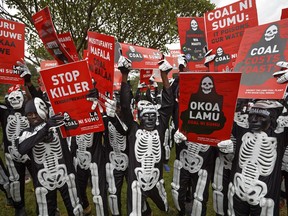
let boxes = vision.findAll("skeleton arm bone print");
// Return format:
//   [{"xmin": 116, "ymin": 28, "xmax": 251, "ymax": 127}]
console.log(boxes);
[{"xmin": 16, "ymin": 123, "xmax": 49, "ymax": 155}]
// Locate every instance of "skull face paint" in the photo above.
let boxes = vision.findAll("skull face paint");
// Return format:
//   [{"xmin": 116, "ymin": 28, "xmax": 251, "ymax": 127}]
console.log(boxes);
[
  {"xmin": 264, "ymin": 25, "xmax": 278, "ymax": 42},
  {"xmin": 201, "ymin": 77, "xmax": 214, "ymax": 94},
  {"xmin": 248, "ymin": 112, "xmax": 271, "ymax": 133},
  {"xmin": 8, "ymin": 90, "xmax": 24, "ymax": 109},
  {"xmin": 138, "ymin": 100, "xmax": 157, "ymax": 131},
  {"xmin": 140, "ymin": 112, "xmax": 157, "ymax": 131}
]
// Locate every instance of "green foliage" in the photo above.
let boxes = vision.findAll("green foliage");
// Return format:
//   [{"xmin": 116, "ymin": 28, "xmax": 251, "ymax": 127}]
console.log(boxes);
[{"xmin": 3, "ymin": 0, "xmax": 215, "ymax": 66}]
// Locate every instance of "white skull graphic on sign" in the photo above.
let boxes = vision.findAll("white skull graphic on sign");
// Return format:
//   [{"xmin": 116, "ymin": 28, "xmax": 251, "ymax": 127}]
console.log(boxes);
[
  {"xmin": 264, "ymin": 25, "xmax": 278, "ymax": 42},
  {"xmin": 201, "ymin": 77, "xmax": 213, "ymax": 94},
  {"xmin": 190, "ymin": 19, "xmax": 198, "ymax": 31}
]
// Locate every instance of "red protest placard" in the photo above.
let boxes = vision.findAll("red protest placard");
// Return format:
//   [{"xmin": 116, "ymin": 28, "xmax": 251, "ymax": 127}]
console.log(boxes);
[
  {"xmin": 87, "ymin": 31, "xmax": 115, "ymax": 102},
  {"xmin": 40, "ymin": 60, "xmax": 104, "ymax": 138},
  {"xmin": 233, "ymin": 19, "xmax": 288, "ymax": 99},
  {"xmin": 39, "ymin": 60, "xmax": 58, "ymax": 92},
  {"xmin": 58, "ymin": 32, "xmax": 79, "ymax": 61},
  {"xmin": 40, "ymin": 60, "xmax": 58, "ymax": 70},
  {"xmin": 177, "ymin": 17, "xmax": 208, "ymax": 72},
  {"xmin": 113, "ymin": 69, "xmax": 122, "ymax": 91},
  {"xmin": 281, "ymin": 8, "xmax": 288, "ymax": 20},
  {"xmin": 32, "ymin": 7, "xmax": 74, "ymax": 65},
  {"xmin": 115, "ymin": 42, "xmax": 162, "ymax": 69},
  {"xmin": 0, "ymin": 18, "xmax": 25, "ymax": 85},
  {"xmin": 204, "ymin": 0, "xmax": 258, "ymax": 72},
  {"xmin": 179, "ymin": 72, "xmax": 241, "ymax": 146},
  {"xmin": 140, "ymin": 69, "xmax": 153, "ymax": 85}
]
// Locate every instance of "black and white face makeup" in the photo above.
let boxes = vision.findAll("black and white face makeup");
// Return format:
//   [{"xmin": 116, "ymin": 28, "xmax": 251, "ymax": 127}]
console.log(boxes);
[
  {"xmin": 248, "ymin": 111, "xmax": 271, "ymax": 133},
  {"xmin": 140, "ymin": 112, "xmax": 157, "ymax": 131}
]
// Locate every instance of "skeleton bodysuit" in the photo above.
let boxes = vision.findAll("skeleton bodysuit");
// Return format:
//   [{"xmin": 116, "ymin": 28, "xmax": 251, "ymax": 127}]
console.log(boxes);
[
  {"xmin": 70, "ymin": 131, "xmax": 108, "ymax": 216},
  {"xmin": 120, "ymin": 82, "xmax": 173, "ymax": 216},
  {"xmin": 0, "ymin": 99, "xmax": 32, "ymax": 211},
  {"xmin": 172, "ymin": 140, "xmax": 216, "ymax": 216},
  {"xmin": 228, "ymin": 118, "xmax": 288, "ymax": 216},
  {"xmin": 17, "ymin": 122, "xmax": 82, "ymax": 216},
  {"xmin": 104, "ymin": 116, "xmax": 128, "ymax": 216}
]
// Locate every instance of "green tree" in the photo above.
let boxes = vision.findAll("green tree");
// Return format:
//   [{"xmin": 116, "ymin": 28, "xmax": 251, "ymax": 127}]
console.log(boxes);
[{"xmin": 3, "ymin": 0, "xmax": 215, "ymax": 66}]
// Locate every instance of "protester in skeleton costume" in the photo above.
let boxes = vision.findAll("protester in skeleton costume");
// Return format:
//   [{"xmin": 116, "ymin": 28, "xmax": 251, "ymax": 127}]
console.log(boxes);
[
  {"xmin": 16, "ymin": 97, "xmax": 83, "ymax": 216},
  {"xmin": 273, "ymin": 60, "xmax": 288, "ymax": 214},
  {"xmin": 101, "ymin": 91, "xmax": 130, "ymax": 216},
  {"xmin": 67, "ymin": 83, "xmax": 109, "ymax": 216},
  {"xmin": 118, "ymin": 54, "xmax": 173, "ymax": 215},
  {"xmin": 70, "ymin": 131, "xmax": 108, "ymax": 216},
  {"xmin": 224, "ymin": 99, "xmax": 288, "ymax": 216},
  {"xmin": 171, "ymin": 55, "xmax": 217, "ymax": 215},
  {"xmin": 0, "ymin": 85, "xmax": 33, "ymax": 216},
  {"xmin": 172, "ymin": 129, "xmax": 216, "ymax": 216},
  {"xmin": 212, "ymin": 99, "xmax": 253, "ymax": 216}
]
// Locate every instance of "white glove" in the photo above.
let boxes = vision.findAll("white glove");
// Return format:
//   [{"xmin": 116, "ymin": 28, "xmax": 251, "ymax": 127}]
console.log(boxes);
[
  {"xmin": 217, "ymin": 140, "xmax": 234, "ymax": 154},
  {"xmin": 158, "ymin": 59, "xmax": 172, "ymax": 73},
  {"xmin": 138, "ymin": 82, "xmax": 146, "ymax": 88},
  {"xmin": 105, "ymin": 98, "xmax": 117, "ymax": 117},
  {"xmin": 204, "ymin": 49, "xmax": 216, "ymax": 67},
  {"xmin": 16, "ymin": 60, "xmax": 31, "ymax": 83},
  {"xmin": 174, "ymin": 129, "xmax": 187, "ymax": 144},
  {"xmin": 178, "ymin": 54, "xmax": 188, "ymax": 68},
  {"xmin": 149, "ymin": 74, "xmax": 155, "ymax": 82},
  {"xmin": 273, "ymin": 61, "xmax": 288, "ymax": 84},
  {"xmin": 118, "ymin": 56, "xmax": 132, "ymax": 72}
]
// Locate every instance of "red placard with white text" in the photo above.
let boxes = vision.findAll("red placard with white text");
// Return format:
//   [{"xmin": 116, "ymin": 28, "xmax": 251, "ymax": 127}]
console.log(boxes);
[
  {"xmin": 32, "ymin": 7, "xmax": 74, "ymax": 65},
  {"xmin": 40, "ymin": 60, "xmax": 104, "ymax": 137},
  {"xmin": 115, "ymin": 42, "xmax": 162, "ymax": 69},
  {"xmin": 113, "ymin": 69, "xmax": 122, "ymax": 91},
  {"xmin": 0, "ymin": 18, "xmax": 25, "ymax": 84},
  {"xmin": 233, "ymin": 19, "xmax": 288, "ymax": 99},
  {"xmin": 87, "ymin": 31, "xmax": 115, "ymax": 101},
  {"xmin": 179, "ymin": 72, "xmax": 241, "ymax": 146},
  {"xmin": 204, "ymin": 0, "xmax": 258, "ymax": 72},
  {"xmin": 177, "ymin": 17, "xmax": 208, "ymax": 72},
  {"xmin": 40, "ymin": 60, "xmax": 58, "ymax": 70},
  {"xmin": 39, "ymin": 60, "xmax": 58, "ymax": 92},
  {"xmin": 140, "ymin": 69, "xmax": 153, "ymax": 85},
  {"xmin": 58, "ymin": 32, "xmax": 79, "ymax": 61}
]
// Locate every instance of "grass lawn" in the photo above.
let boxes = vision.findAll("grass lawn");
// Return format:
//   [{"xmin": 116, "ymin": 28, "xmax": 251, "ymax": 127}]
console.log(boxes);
[{"xmin": 0, "ymin": 125, "xmax": 287, "ymax": 215}]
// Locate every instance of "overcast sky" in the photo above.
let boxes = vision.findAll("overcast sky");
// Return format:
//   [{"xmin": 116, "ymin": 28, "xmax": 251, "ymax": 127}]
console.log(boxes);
[{"xmin": 210, "ymin": 0, "xmax": 288, "ymax": 24}]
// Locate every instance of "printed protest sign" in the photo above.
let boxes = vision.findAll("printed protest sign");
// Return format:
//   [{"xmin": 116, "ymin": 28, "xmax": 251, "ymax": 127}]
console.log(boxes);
[
  {"xmin": 40, "ymin": 60, "xmax": 104, "ymax": 137},
  {"xmin": 140, "ymin": 69, "xmax": 153, "ymax": 85},
  {"xmin": 87, "ymin": 31, "xmax": 115, "ymax": 103},
  {"xmin": 205, "ymin": 0, "xmax": 258, "ymax": 72},
  {"xmin": 179, "ymin": 72, "xmax": 241, "ymax": 146},
  {"xmin": 233, "ymin": 19, "xmax": 288, "ymax": 99},
  {"xmin": 32, "ymin": 7, "xmax": 74, "ymax": 64},
  {"xmin": 40, "ymin": 60, "xmax": 58, "ymax": 70},
  {"xmin": 0, "ymin": 18, "xmax": 25, "ymax": 84},
  {"xmin": 115, "ymin": 42, "xmax": 162, "ymax": 69},
  {"xmin": 177, "ymin": 17, "xmax": 208, "ymax": 72},
  {"xmin": 113, "ymin": 69, "xmax": 122, "ymax": 91},
  {"xmin": 58, "ymin": 32, "xmax": 79, "ymax": 61},
  {"xmin": 39, "ymin": 60, "xmax": 58, "ymax": 92}
]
